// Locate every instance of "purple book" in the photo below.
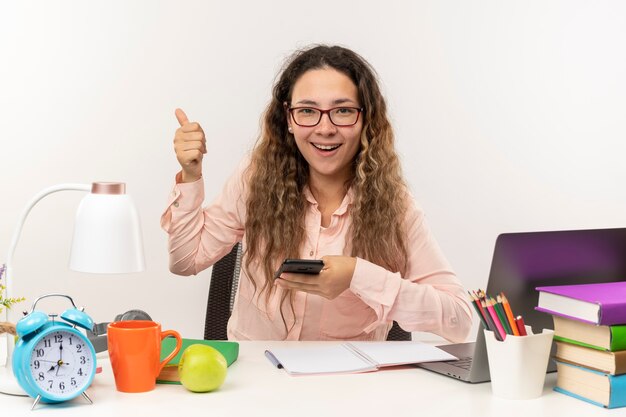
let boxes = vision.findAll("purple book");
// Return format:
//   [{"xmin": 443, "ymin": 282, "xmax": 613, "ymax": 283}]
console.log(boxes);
[{"xmin": 536, "ymin": 281, "xmax": 626, "ymax": 325}]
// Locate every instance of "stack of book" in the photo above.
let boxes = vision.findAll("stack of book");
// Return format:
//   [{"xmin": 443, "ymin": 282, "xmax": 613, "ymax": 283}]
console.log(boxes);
[{"xmin": 536, "ymin": 281, "xmax": 626, "ymax": 409}]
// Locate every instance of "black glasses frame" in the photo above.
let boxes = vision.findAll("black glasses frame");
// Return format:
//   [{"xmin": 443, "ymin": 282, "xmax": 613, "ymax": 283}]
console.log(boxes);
[{"xmin": 286, "ymin": 105, "xmax": 364, "ymax": 127}]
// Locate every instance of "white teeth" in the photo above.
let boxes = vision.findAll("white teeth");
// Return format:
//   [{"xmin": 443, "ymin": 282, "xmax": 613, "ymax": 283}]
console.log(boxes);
[{"xmin": 313, "ymin": 143, "xmax": 341, "ymax": 151}]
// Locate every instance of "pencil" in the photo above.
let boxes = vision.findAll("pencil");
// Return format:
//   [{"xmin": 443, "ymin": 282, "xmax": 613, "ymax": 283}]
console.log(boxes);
[
  {"xmin": 485, "ymin": 298, "xmax": 507, "ymax": 340},
  {"xmin": 467, "ymin": 292, "xmax": 487, "ymax": 329},
  {"xmin": 492, "ymin": 296, "xmax": 512, "ymax": 335},
  {"xmin": 476, "ymin": 290, "xmax": 502, "ymax": 339},
  {"xmin": 494, "ymin": 295, "xmax": 513, "ymax": 335},
  {"xmin": 468, "ymin": 291, "xmax": 489, "ymax": 329},
  {"xmin": 515, "ymin": 315, "xmax": 528, "ymax": 336},
  {"xmin": 500, "ymin": 293, "xmax": 520, "ymax": 336},
  {"xmin": 477, "ymin": 290, "xmax": 503, "ymax": 340},
  {"xmin": 480, "ymin": 299, "xmax": 503, "ymax": 341}
]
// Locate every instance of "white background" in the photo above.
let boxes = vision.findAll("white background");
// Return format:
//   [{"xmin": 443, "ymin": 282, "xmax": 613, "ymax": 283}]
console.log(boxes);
[{"xmin": 1, "ymin": 1, "xmax": 625, "ymax": 339}]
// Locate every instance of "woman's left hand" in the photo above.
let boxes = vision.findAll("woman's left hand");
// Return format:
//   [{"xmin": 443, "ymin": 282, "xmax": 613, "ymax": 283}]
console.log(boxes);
[{"xmin": 275, "ymin": 256, "xmax": 356, "ymax": 300}]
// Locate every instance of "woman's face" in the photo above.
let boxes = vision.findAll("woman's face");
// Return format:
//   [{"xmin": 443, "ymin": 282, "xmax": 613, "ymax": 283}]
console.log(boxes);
[{"xmin": 287, "ymin": 68, "xmax": 363, "ymax": 184}]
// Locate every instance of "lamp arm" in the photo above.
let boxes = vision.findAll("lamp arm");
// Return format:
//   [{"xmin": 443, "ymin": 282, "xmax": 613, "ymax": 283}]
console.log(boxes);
[
  {"xmin": 3, "ymin": 184, "xmax": 90, "ymax": 368},
  {"xmin": 5, "ymin": 184, "xmax": 91, "ymax": 301}
]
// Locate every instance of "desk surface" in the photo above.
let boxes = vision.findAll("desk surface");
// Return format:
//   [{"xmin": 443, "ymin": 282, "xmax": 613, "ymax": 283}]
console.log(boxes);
[{"xmin": 1, "ymin": 340, "xmax": 619, "ymax": 417}]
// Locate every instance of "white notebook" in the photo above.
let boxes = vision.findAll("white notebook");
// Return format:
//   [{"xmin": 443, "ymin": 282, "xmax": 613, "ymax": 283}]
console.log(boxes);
[{"xmin": 265, "ymin": 341, "xmax": 458, "ymax": 376}]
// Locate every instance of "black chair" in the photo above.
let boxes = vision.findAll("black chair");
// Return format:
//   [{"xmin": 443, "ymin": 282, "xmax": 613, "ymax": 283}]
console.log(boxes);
[{"xmin": 204, "ymin": 242, "xmax": 411, "ymax": 341}]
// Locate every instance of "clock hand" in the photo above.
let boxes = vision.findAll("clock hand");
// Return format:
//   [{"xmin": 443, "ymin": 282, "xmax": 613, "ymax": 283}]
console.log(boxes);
[{"xmin": 55, "ymin": 343, "xmax": 64, "ymax": 376}]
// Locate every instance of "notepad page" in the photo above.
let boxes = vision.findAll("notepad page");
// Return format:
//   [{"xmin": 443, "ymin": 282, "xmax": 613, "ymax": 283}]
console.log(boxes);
[
  {"xmin": 268, "ymin": 344, "xmax": 377, "ymax": 375},
  {"xmin": 347, "ymin": 341, "xmax": 458, "ymax": 367}
]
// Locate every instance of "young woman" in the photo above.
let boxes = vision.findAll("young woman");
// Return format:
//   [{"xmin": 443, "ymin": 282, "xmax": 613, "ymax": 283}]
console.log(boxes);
[{"xmin": 161, "ymin": 45, "xmax": 472, "ymax": 342}]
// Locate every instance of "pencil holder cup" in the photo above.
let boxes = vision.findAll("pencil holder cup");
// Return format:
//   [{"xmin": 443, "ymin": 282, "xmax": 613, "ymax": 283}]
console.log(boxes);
[{"xmin": 484, "ymin": 326, "xmax": 554, "ymax": 400}]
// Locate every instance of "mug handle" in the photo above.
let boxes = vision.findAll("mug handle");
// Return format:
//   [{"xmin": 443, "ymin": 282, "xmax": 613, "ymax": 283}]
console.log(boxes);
[{"xmin": 157, "ymin": 330, "xmax": 183, "ymax": 375}]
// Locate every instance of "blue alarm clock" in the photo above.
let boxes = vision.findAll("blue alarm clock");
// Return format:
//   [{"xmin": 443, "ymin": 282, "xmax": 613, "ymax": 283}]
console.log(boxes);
[{"xmin": 13, "ymin": 294, "xmax": 97, "ymax": 409}]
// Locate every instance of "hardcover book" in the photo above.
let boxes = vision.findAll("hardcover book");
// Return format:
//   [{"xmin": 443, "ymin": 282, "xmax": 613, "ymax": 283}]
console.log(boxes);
[
  {"xmin": 552, "ymin": 315, "xmax": 626, "ymax": 352},
  {"xmin": 555, "ymin": 361, "xmax": 626, "ymax": 409},
  {"xmin": 535, "ymin": 281, "xmax": 626, "ymax": 325},
  {"xmin": 555, "ymin": 341, "xmax": 626, "ymax": 375}
]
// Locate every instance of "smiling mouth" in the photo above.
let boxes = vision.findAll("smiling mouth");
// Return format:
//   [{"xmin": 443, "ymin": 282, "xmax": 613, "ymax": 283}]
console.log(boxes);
[{"xmin": 312, "ymin": 143, "xmax": 342, "ymax": 151}]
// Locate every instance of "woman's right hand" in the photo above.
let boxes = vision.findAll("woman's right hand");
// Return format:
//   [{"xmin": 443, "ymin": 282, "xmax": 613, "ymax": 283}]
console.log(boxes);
[{"xmin": 174, "ymin": 108, "xmax": 207, "ymax": 183}]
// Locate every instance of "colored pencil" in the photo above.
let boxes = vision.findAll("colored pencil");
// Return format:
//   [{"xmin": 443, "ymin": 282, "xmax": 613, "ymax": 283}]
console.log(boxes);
[
  {"xmin": 515, "ymin": 315, "xmax": 528, "ymax": 336},
  {"xmin": 485, "ymin": 298, "xmax": 507, "ymax": 340},
  {"xmin": 467, "ymin": 293, "xmax": 485, "ymax": 328},
  {"xmin": 499, "ymin": 293, "xmax": 520, "ymax": 336},
  {"xmin": 492, "ymin": 296, "xmax": 512, "ymax": 335},
  {"xmin": 494, "ymin": 295, "xmax": 513, "ymax": 335},
  {"xmin": 476, "ymin": 289, "xmax": 499, "ymax": 337},
  {"xmin": 467, "ymin": 291, "xmax": 489, "ymax": 329},
  {"xmin": 480, "ymin": 299, "xmax": 503, "ymax": 341}
]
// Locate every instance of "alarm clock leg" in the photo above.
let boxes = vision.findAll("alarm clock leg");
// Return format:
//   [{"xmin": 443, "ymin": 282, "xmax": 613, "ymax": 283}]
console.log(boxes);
[
  {"xmin": 82, "ymin": 391, "xmax": 93, "ymax": 404},
  {"xmin": 30, "ymin": 395, "xmax": 42, "ymax": 411}
]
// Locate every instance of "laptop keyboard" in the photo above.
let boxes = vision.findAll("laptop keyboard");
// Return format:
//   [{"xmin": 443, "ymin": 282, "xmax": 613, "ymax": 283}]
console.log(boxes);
[{"xmin": 447, "ymin": 357, "xmax": 473, "ymax": 371}]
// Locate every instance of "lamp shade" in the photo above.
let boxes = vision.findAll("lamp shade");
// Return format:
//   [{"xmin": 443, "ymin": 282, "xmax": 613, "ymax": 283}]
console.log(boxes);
[{"xmin": 69, "ymin": 183, "xmax": 145, "ymax": 273}]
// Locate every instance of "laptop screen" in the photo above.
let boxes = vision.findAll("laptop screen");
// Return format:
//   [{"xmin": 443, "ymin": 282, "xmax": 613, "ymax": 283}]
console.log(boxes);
[{"xmin": 485, "ymin": 228, "xmax": 626, "ymax": 334}]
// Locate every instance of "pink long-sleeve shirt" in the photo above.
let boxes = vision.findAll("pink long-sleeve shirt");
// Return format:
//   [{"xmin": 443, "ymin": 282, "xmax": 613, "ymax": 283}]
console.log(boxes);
[{"xmin": 161, "ymin": 162, "xmax": 472, "ymax": 342}]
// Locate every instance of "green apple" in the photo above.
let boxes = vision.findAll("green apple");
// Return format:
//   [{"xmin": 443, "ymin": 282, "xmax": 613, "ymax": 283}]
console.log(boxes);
[{"xmin": 178, "ymin": 344, "xmax": 227, "ymax": 392}]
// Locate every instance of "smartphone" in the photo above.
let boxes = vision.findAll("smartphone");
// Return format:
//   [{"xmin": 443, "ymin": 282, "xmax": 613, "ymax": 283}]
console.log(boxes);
[{"xmin": 274, "ymin": 259, "xmax": 324, "ymax": 278}]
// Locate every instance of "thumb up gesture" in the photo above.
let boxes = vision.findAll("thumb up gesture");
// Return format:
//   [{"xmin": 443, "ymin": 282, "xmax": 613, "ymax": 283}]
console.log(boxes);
[{"xmin": 173, "ymin": 108, "xmax": 207, "ymax": 183}]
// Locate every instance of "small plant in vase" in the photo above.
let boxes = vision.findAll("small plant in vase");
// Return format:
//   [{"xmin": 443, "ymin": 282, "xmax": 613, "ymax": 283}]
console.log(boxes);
[{"xmin": 0, "ymin": 264, "xmax": 25, "ymax": 336}]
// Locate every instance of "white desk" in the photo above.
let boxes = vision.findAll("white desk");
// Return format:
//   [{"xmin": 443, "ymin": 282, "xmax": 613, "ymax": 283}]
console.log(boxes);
[{"xmin": 1, "ymin": 340, "xmax": 620, "ymax": 417}]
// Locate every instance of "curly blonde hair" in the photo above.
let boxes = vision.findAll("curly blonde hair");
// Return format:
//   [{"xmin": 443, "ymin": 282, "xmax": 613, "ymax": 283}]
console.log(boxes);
[{"xmin": 244, "ymin": 45, "xmax": 409, "ymax": 330}]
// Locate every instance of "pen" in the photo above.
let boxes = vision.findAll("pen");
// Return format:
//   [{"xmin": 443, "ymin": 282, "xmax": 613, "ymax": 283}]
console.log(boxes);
[
  {"xmin": 499, "ymin": 293, "xmax": 520, "ymax": 336},
  {"xmin": 264, "ymin": 350, "xmax": 283, "ymax": 369}
]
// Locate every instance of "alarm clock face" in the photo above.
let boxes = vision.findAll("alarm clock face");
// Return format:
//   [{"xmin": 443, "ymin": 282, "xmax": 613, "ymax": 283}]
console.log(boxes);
[{"xmin": 28, "ymin": 328, "xmax": 95, "ymax": 398}]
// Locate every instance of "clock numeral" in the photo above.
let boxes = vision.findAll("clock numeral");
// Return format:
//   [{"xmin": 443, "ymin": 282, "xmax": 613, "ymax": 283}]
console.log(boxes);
[{"xmin": 29, "ymin": 329, "xmax": 94, "ymax": 395}]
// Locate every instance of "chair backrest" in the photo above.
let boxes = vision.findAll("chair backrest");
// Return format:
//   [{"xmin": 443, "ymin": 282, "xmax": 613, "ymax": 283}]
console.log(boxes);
[
  {"xmin": 204, "ymin": 243, "xmax": 411, "ymax": 341},
  {"xmin": 204, "ymin": 243, "xmax": 242, "ymax": 340}
]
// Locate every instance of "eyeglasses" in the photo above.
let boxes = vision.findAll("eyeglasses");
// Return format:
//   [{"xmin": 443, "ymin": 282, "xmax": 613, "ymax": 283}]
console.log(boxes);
[{"xmin": 287, "ymin": 106, "xmax": 364, "ymax": 127}]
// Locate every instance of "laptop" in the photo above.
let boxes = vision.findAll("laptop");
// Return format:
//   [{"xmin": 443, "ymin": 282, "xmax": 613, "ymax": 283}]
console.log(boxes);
[{"xmin": 417, "ymin": 227, "xmax": 626, "ymax": 383}]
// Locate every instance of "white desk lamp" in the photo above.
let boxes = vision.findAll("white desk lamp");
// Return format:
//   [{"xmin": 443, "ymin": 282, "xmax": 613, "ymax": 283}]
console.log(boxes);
[{"xmin": 0, "ymin": 182, "xmax": 145, "ymax": 396}]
